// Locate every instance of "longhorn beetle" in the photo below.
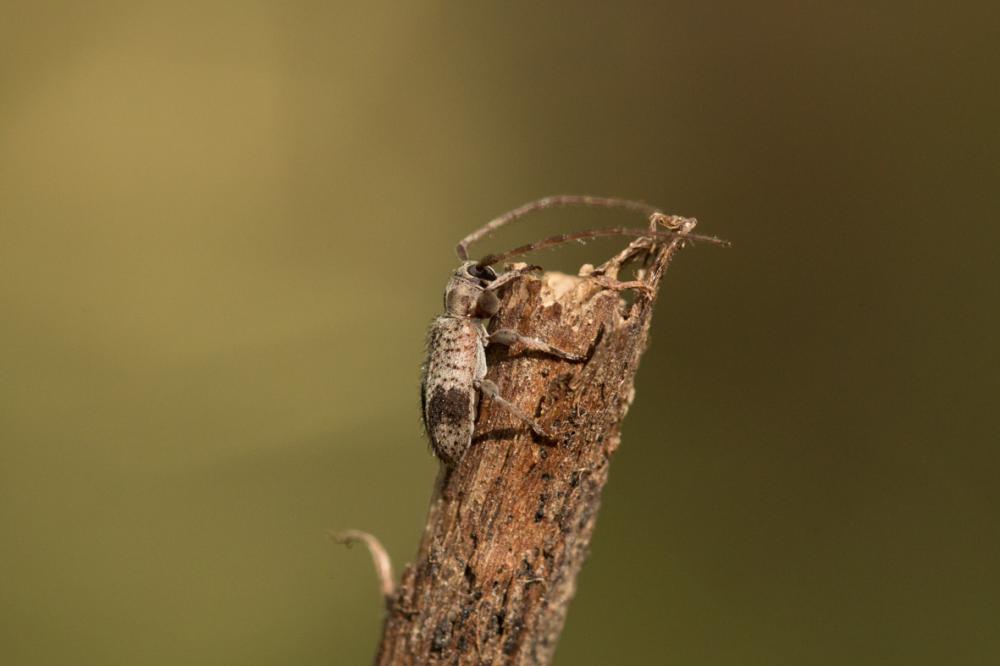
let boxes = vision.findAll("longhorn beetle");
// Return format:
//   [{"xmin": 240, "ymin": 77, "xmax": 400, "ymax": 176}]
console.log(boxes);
[{"xmin": 420, "ymin": 195, "xmax": 727, "ymax": 465}]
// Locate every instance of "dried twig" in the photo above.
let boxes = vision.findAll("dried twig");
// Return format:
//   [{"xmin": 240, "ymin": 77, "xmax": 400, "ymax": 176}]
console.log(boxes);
[{"xmin": 362, "ymin": 221, "xmax": 699, "ymax": 664}]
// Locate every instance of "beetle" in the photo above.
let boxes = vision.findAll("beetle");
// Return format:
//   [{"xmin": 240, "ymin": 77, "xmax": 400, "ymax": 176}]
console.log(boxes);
[{"xmin": 420, "ymin": 195, "xmax": 726, "ymax": 465}]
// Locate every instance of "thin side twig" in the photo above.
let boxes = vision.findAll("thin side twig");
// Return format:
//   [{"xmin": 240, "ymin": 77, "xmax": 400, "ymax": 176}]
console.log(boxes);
[{"xmin": 330, "ymin": 530, "xmax": 396, "ymax": 603}]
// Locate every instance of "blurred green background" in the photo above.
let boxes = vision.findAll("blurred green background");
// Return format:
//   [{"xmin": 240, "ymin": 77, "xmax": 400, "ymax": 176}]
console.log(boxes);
[{"xmin": 2, "ymin": 3, "xmax": 997, "ymax": 664}]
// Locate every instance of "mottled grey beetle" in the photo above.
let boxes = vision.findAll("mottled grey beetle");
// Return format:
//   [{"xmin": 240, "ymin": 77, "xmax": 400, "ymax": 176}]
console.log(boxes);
[{"xmin": 420, "ymin": 195, "xmax": 726, "ymax": 465}]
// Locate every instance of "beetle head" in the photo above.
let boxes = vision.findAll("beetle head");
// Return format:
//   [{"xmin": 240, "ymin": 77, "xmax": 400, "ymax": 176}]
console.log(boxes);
[{"xmin": 444, "ymin": 262, "xmax": 498, "ymax": 317}]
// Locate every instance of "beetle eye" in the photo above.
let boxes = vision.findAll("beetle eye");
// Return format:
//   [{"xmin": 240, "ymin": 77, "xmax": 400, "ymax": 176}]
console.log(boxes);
[{"xmin": 467, "ymin": 264, "xmax": 497, "ymax": 281}]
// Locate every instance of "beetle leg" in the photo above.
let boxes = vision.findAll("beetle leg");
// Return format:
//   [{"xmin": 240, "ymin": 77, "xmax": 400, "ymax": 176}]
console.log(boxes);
[
  {"xmin": 486, "ymin": 264, "xmax": 542, "ymax": 291},
  {"xmin": 476, "ymin": 378, "xmax": 550, "ymax": 439},
  {"xmin": 589, "ymin": 274, "xmax": 656, "ymax": 298},
  {"xmin": 488, "ymin": 329, "xmax": 585, "ymax": 361}
]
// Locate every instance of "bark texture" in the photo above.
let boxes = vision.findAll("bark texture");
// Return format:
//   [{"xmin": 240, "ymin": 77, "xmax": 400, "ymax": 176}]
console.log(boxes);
[{"xmin": 377, "ymin": 231, "xmax": 690, "ymax": 665}]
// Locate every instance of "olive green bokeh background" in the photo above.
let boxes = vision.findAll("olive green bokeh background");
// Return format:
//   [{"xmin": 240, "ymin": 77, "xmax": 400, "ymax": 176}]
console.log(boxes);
[{"xmin": 2, "ymin": 3, "xmax": 997, "ymax": 664}]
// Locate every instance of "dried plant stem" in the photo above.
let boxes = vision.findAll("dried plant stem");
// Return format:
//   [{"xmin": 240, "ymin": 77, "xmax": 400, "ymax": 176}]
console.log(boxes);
[{"xmin": 371, "ymin": 225, "xmax": 693, "ymax": 664}]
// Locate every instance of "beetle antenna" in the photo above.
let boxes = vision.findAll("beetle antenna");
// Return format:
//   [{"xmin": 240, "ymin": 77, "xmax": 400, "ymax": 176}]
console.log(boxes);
[
  {"xmin": 456, "ymin": 195, "xmax": 662, "ymax": 260},
  {"xmin": 476, "ymin": 226, "xmax": 730, "ymax": 268}
]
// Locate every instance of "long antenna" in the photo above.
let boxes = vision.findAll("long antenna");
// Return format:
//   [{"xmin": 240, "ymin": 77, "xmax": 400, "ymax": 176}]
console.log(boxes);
[
  {"xmin": 456, "ymin": 195, "xmax": 662, "ymax": 260},
  {"xmin": 476, "ymin": 226, "xmax": 730, "ymax": 268}
]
